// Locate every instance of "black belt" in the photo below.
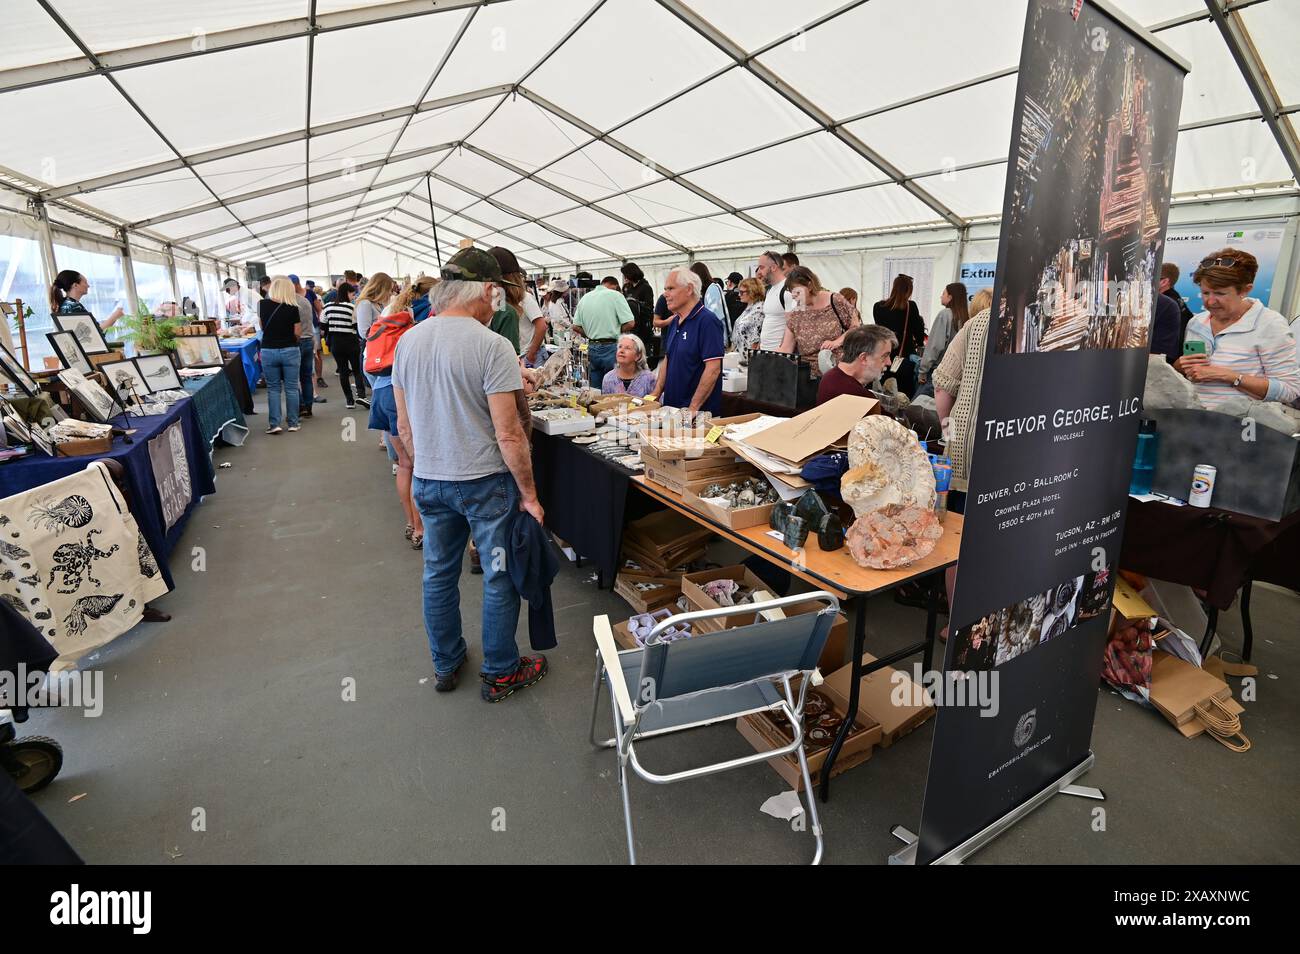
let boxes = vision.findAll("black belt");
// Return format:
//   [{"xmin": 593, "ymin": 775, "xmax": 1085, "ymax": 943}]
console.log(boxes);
[{"xmin": 591, "ymin": 338, "xmax": 618, "ymax": 344}]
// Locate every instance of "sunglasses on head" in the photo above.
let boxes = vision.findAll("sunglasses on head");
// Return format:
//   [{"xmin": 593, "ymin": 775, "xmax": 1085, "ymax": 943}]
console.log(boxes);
[{"xmin": 1200, "ymin": 256, "xmax": 1239, "ymax": 268}]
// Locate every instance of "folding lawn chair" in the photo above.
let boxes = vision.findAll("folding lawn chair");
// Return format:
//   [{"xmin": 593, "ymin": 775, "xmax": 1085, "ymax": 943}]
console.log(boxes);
[{"xmin": 590, "ymin": 592, "xmax": 840, "ymax": 864}]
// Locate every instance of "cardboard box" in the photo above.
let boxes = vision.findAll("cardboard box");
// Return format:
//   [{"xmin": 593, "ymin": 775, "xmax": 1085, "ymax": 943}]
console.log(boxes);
[
  {"xmin": 614, "ymin": 571, "xmax": 682, "ymax": 615},
  {"xmin": 533, "ymin": 415, "xmax": 595, "ymax": 436},
  {"xmin": 679, "ymin": 565, "xmax": 847, "ymax": 671},
  {"xmin": 621, "ymin": 510, "xmax": 713, "ymax": 577},
  {"xmin": 821, "ymin": 652, "xmax": 935, "ymax": 748},
  {"xmin": 643, "ymin": 459, "xmax": 754, "ymax": 497},
  {"xmin": 742, "ymin": 393, "xmax": 878, "ymax": 466},
  {"xmin": 736, "ymin": 675, "xmax": 882, "ymax": 791},
  {"xmin": 680, "ymin": 488, "xmax": 776, "ymax": 530},
  {"xmin": 638, "ymin": 428, "xmax": 737, "ymax": 462}
]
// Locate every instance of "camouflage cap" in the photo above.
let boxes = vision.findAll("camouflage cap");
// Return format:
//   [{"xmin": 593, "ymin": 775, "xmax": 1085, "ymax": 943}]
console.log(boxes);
[{"xmin": 439, "ymin": 247, "xmax": 522, "ymax": 287}]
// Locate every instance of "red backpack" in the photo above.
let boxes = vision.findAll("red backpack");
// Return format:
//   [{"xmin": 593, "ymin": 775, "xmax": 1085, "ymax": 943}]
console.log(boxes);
[{"xmin": 364, "ymin": 310, "xmax": 414, "ymax": 376}]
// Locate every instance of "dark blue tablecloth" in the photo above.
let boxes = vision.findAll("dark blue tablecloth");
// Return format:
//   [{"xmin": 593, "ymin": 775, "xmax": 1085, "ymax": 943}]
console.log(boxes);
[
  {"xmin": 220, "ymin": 337, "xmax": 260, "ymax": 393},
  {"xmin": 0, "ymin": 399, "xmax": 215, "ymax": 591},
  {"xmin": 183, "ymin": 369, "xmax": 247, "ymax": 447}
]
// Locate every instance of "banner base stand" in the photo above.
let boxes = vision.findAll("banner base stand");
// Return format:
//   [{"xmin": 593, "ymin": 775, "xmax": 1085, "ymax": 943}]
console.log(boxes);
[{"xmin": 887, "ymin": 752, "xmax": 1104, "ymax": 865}]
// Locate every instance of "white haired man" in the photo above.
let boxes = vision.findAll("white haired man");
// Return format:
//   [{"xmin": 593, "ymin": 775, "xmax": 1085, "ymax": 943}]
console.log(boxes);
[
  {"xmin": 647, "ymin": 267, "xmax": 724, "ymax": 417},
  {"xmin": 392, "ymin": 247, "xmax": 548, "ymax": 703}
]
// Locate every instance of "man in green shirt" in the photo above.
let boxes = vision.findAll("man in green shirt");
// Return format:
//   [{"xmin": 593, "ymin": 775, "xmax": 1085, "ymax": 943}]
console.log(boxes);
[
  {"xmin": 488, "ymin": 306, "xmax": 520, "ymax": 352},
  {"xmin": 573, "ymin": 285, "xmax": 635, "ymax": 387}
]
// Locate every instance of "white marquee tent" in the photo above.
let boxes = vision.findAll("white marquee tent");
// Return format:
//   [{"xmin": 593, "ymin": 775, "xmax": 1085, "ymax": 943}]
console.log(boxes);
[{"xmin": 2, "ymin": 0, "xmax": 1298, "ymax": 354}]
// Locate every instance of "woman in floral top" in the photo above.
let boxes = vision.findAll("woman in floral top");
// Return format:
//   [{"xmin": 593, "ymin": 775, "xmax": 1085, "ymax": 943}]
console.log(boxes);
[
  {"xmin": 778, "ymin": 266, "xmax": 860, "ymax": 374},
  {"xmin": 730, "ymin": 276, "xmax": 766, "ymax": 355}
]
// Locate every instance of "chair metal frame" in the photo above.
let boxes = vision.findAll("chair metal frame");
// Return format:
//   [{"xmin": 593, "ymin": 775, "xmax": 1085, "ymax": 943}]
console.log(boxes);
[{"xmin": 590, "ymin": 591, "xmax": 841, "ymax": 864}]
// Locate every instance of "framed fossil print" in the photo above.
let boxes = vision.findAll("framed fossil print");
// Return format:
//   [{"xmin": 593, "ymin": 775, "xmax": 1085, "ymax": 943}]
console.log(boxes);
[
  {"xmin": 134, "ymin": 353, "xmax": 183, "ymax": 392},
  {"xmin": 173, "ymin": 334, "xmax": 224, "ymax": 369},
  {"xmin": 53, "ymin": 312, "xmax": 111, "ymax": 354},
  {"xmin": 47, "ymin": 330, "xmax": 95, "ymax": 374},
  {"xmin": 0, "ymin": 343, "xmax": 39, "ymax": 395}
]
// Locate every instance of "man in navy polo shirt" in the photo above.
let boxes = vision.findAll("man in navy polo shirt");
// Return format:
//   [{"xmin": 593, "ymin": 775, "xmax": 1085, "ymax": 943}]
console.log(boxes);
[{"xmin": 648, "ymin": 267, "xmax": 723, "ymax": 417}]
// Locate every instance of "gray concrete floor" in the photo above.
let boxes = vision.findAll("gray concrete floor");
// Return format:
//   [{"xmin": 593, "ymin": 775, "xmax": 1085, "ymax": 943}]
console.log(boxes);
[{"xmin": 21, "ymin": 387, "xmax": 1300, "ymax": 864}]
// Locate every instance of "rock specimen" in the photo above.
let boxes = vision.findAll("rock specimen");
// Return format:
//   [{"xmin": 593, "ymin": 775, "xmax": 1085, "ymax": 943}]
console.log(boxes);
[
  {"xmin": 1143, "ymin": 354, "xmax": 1201, "ymax": 410},
  {"xmin": 842, "ymin": 416, "xmax": 936, "ymax": 518},
  {"xmin": 841, "ymin": 416, "xmax": 940, "ymax": 568},
  {"xmin": 844, "ymin": 503, "xmax": 943, "ymax": 569}
]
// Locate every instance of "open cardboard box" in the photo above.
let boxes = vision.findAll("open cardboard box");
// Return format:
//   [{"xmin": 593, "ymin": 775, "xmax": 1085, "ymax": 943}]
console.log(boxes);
[
  {"xmin": 736, "ymin": 673, "xmax": 882, "ymax": 792},
  {"xmin": 680, "ymin": 488, "xmax": 776, "ymax": 530},
  {"xmin": 643, "ymin": 459, "xmax": 755, "ymax": 497},
  {"xmin": 679, "ymin": 565, "xmax": 847, "ymax": 671},
  {"xmin": 614, "ymin": 570, "xmax": 682, "ymax": 615},
  {"xmin": 821, "ymin": 652, "xmax": 935, "ymax": 747}
]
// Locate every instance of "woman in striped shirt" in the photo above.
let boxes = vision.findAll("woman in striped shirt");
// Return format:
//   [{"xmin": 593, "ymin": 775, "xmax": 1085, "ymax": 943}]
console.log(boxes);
[
  {"xmin": 1174, "ymin": 248, "xmax": 1300, "ymax": 411},
  {"xmin": 322, "ymin": 282, "xmax": 368, "ymax": 409}
]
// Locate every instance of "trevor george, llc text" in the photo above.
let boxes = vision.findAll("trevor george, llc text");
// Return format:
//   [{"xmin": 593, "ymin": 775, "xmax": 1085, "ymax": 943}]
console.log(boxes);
[{"xmin": 982, "ymin": 397, "xmax": 1141, "ymax": 442}]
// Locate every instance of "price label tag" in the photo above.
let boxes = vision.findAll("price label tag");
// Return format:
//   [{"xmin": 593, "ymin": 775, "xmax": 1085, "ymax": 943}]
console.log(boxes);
[{"xmin": 705, "ymin": 425, "xmax": 725, "ymax": 444}]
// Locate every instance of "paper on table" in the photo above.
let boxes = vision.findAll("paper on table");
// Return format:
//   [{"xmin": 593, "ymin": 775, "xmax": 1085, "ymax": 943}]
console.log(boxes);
[
  {"xmin": 724, "ymin": 414, "xmax": 789, "ymax": 442},
  {"xmin": 1130, "ymin": 492, "xmax": 1187, "ymax": 507},
  {"xmin": 744, "ymin": 394, "xmax": 877, "ymax": 465},
  {"xmin": 766, "ymin": 475, "xmax": 805, "ymax": 502},
  {"xmin": 729, "ymin": 438, "xmax": 804, "ymax": 476}
]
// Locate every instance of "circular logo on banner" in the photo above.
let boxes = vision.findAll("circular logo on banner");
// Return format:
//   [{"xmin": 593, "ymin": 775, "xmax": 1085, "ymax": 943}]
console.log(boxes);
[{"xmin": 1014, "ymin": 709, "xmax": 1037, "ymax": 748}]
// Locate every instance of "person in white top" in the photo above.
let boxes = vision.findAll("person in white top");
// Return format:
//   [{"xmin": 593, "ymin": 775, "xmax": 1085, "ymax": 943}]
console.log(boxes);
[
  {"xmin": 222, "ymin": 278, "xmax": 246, "ymax": 328},
  {"xmin": 517, "ymin": 288, "xmax": 546, "ymax": 366},
  {"xmin": 756, "ymin": 250, "xmax": 789, "ymax": 350},
  {"xmin": 542, "ymin": 279, "xmax": 572, "ymax": 344}
]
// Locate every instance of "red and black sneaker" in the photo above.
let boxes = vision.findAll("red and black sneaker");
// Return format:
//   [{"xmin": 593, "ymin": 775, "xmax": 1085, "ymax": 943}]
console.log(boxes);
[{"xmin": 480, "ymin": 655, "xmax": 548, "ymax": 703}]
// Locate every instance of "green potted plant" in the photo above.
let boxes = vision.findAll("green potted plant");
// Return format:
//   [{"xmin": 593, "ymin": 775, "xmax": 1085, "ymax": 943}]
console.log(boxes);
[{"xmin": 116, "ymin": 300, "xmax": 182, "ymax": 356}]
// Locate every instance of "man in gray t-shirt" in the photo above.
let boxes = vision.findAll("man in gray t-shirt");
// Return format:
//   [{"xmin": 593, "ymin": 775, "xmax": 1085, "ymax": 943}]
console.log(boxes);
[{"xmin": 392, "ymin": 247, "xmax": 548, "ymax": 703}]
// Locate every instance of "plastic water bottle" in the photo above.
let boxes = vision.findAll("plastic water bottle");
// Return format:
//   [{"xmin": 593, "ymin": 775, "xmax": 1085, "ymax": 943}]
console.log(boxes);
[
  {"xmin": 930, "ymin": 455, "xmax": 952, "ymax": 523},
  {"xmin": 1129, "ymin": 419, "xmax": 1159, "ymax": 495}
]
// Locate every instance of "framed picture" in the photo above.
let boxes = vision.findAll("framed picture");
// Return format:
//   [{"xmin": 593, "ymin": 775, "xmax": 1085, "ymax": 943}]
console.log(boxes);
[
  {"xmin": 54, "ymin": 312, "xmax": 111, "ymax": 354},
  {"xmin": 135, "ymin": 353, "xmax": 183, "ymax": 391},
  {"xmin": 47, "ymin": 330, "xmax": 94, "ymax": 374},
  {"xmin": 57, "ymin": 368, "xmax": 121, "ymax": 424},
  {"xmin": 0, "ymin": 343, "xmax": 39, "ymax": 395},
  {"xmin": 100, "ymin": 358, "xmax": 151, "ymax": 405},
  {"xmin": 174, "ymin": 334, "xmax": 224, "ymax": 369}
]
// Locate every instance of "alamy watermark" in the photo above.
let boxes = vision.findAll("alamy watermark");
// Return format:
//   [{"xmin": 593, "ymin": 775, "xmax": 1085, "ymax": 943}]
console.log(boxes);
[
  {"xmin": 891, "ymin": 664, "xmax": 1000, "ymax": 718},
  {"xmin": 0, "ymin": 664, "xmax": 103, "ymax": 717}
]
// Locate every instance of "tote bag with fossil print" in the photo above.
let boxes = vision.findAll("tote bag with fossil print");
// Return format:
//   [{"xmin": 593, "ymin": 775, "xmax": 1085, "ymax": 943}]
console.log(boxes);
[{"xmin": 0, "ymin": 460, "xmax": 168, "ymax": 667}]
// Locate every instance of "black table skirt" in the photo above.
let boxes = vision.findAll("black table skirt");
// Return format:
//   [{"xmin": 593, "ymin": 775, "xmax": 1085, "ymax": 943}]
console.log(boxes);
[
  {"xmin": 1120, "ymin": 499, "xmax": 1300, "ymax": 608},
  {"xmin": 530, "ymin": 430, "xmax": 657, "ymax": 587},
  {"xmin": 222, "ymin": 352, "xmax": 255, "ymax": 415}
]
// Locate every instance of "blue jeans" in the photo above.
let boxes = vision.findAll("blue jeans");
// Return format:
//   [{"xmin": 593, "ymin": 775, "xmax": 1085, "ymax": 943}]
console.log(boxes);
[
  {"xmin": 262, "ymin": 346, "xmax": 301, "ymax": 428},
  {"xmin": 587, "ymin": 341, "xmax": 617, "ymax": 387},
  {"xmin": 299, "ymin": 338, "xmax": 315, "ymax": 408},
  {"xmin": 413, "ymin": 473, "xmax": 522, "ymax": 678}
]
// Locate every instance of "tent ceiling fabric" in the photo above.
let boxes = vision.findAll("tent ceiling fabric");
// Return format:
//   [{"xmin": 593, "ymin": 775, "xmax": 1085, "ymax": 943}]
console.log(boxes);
[{"xmin": 1, "ymin": 0, "xmax": 1296, "ymax": 271}]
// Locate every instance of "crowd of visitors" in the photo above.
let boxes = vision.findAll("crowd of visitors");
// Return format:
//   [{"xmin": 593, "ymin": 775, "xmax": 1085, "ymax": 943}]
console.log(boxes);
[{"xmin": 228, "ymin": 238, "xmax": 1296, "ymax": 699}]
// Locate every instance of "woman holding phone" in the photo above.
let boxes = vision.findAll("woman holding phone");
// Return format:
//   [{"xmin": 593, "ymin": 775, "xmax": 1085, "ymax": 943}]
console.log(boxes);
[{"xmin": 1174, "ymin": 248, "xmax": 1300, "ymax": 410}]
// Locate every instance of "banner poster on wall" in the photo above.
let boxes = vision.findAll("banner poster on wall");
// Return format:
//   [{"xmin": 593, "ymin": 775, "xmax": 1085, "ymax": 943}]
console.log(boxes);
[
  {"xmin": 911, "ymin": 0, "xmax": 1186, "ymax": 865},
  {"xmin": 959, "ymin": 261, "xmax": 997, "ymax": 301},
  {"xmin": 883, "ymin": 256, "xmax": 936, "ymax": 324},
  {"xmin": 1164, "ymin": 223, "xmax": 1286, "ymax": 314}
]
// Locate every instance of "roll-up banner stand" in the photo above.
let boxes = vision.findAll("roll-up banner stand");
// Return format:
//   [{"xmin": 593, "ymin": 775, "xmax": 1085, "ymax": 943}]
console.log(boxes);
[{"xmin": 895, "ymin": 0, "xmax": 1188, "ymax": 865}]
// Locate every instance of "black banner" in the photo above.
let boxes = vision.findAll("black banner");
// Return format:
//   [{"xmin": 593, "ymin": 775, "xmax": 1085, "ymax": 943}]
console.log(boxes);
[{"xmin": 916, "ymin": 0, "xmax": 1186, "ymax": 864}]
